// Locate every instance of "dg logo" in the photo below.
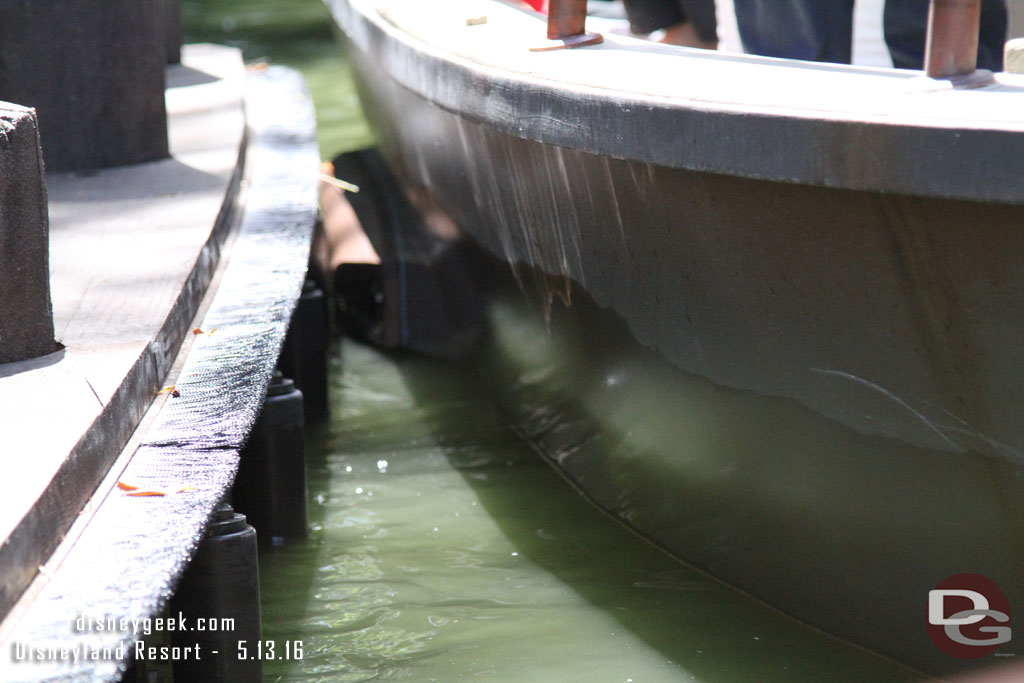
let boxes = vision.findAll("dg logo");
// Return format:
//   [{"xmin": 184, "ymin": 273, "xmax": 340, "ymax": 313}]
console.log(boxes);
[{"xmin": 928, "ymin": 574, "xmax": 1012, "ymax": 659}]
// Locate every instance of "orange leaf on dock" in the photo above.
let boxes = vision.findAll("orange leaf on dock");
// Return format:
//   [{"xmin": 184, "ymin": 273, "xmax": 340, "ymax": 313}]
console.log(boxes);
[
  {"xmin": 126, "ymin": 490, "xmax": 167, "ymax": 497},
  {"xmin": 116, "ymin": 481, "xmax": 138, "ymax": 491}
]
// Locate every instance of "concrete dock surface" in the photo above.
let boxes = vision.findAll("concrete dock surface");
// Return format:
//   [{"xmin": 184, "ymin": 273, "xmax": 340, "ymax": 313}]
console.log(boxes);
[
  {"xmin": 0, "ymin": 44, "xmax": 320, "ymax": 682},
  {"xmin": 0, "ymin": 43, "xmax": 245, "ymax": 623}
]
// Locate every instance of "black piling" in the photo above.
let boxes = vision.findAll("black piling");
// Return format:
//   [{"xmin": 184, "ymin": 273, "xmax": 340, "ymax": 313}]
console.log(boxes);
[
  {"xmin": 169, "ymin": 506, "xmax": 262, "ymax": 683},
  {"xmin": 233, "ymin": 372, "xmax": 308, "ymax": 541},
  {"xmin": 280, "ymin": 279, "xmax": 330, "ymax": 423}
]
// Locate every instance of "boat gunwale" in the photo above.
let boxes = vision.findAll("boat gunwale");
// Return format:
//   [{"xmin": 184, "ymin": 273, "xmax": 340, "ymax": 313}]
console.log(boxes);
[{"xmin": 329, "ymin": 0, "xmax": 1024, "ymax": 206}]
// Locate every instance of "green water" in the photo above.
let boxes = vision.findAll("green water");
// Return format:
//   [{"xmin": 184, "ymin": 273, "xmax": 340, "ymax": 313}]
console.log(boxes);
[
  {"xmin": 183, "ymin": 0, "xmax": 373, "ymax": 157},
  {"xmin": 257, "ymin": 340, "xmax": 917, "ymax": 682}
]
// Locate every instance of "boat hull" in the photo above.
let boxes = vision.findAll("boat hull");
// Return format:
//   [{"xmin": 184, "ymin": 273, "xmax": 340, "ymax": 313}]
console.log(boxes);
[{"xmin": 330, "ymin": 0, "xmax": 1024, "ymax": 673}]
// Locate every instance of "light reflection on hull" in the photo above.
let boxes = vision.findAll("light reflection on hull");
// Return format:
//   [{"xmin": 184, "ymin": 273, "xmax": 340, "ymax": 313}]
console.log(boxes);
[{"xmin": 463, "ymin": 261, "xmax": 1023, "ymax": 677}]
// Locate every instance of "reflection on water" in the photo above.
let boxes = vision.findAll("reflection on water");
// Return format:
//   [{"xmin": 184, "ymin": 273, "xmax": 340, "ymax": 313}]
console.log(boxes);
[{"xmin": 259, "ymin": 339, "xmax": 916, "ymax": 682}]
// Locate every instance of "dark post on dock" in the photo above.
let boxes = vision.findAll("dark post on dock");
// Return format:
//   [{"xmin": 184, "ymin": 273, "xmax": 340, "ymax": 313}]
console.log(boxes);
[
  {"xmin": 0, "ymin": 0, "xmax": 169, "ymax": 171},
  {"xmin": 0, "ymin": 104, "xmax": 55, "ymax": 364}
]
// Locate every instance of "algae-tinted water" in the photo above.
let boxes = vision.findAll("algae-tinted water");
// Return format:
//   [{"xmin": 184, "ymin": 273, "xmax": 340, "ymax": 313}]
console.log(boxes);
[
  {"xmin": 258, "ymin": 339, "xmax": 917, "ymax": 682},
  {"xmin": 183, "ymin": 0, "xmax": 373, "ymax": 156}
]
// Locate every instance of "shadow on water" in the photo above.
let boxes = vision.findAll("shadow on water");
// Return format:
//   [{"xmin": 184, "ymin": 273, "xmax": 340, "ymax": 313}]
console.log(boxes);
[
  {"xmin": 387, "ymin": 334, "xmax": 920, "ymax": 682},
  {"xmin": 258, "ymin": 330, "xmax": 917, "ymax": 681}
]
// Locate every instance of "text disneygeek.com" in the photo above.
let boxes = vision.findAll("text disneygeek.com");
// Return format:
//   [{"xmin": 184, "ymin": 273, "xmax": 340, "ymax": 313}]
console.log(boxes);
[{"xmin": 73, "ymin": 613, "xmax": 235, "ymax": 635}]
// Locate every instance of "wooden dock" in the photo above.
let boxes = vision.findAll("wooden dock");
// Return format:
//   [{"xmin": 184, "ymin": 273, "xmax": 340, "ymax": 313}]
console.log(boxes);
[
  {"xmin": 0, "ymin": 45, "xmax": 244, "ymax": 619},
  {"xmin": 0, "ymin": 43, "xmax": 319, "ymax": 681}
]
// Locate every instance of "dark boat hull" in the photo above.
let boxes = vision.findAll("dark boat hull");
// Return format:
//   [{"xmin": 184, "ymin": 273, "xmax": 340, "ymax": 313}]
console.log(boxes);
[{"xmin": 329, "ymin": 0, "xmax": 1024, "ymax": 673}]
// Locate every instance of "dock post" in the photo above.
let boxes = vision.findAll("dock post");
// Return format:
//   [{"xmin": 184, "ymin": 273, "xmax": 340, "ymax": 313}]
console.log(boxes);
[
  {"xmin": 0, "ymin": 104, "xmax": 55, "ymax": 365},
  {"xmin": 168, "ymin": 505, "xmax": 262, "ymax": 683},
  {"xmin": 233, "ymin": 373, "xmax": 309, "ymax": 541},
  {"xmin": 279, "ymin": 279, "xmax": 330, "ymax": 423},
  {"xmin": 0, "ymin": 0, "xmax": 168, "ymax": 171}
]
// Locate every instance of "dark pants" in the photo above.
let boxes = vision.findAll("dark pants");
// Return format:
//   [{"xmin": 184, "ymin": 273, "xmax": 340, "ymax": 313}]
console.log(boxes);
[
  {"xmin": 733, "ymin": 0, "xmax": 1007, "ymax": 71},
  {"xmin": 622, "ymin": 0, "xmax": 719, "ymax": 44}
]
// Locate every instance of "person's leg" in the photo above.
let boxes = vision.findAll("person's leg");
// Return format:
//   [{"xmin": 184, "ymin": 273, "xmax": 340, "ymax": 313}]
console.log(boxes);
[
  {"xmin": 978, "ymin": 0, "xmax": 1008, "ymax": 71},
  {"xmin": 882, "ymin": 0, "xmax": 924, "ymax": 69},
  {"xmin": 623, "ymin": 0, "xmax": 717, "ymax": 49},
  {"xmin": 660, "ymin": 22, "xmax": 718, "ymax": 48},
  {"xmin": 884, "ymin": 0, "xmax": 1006, "ymax": 71},
  {"xmin": 678, "ymin": 0, "xmax": 719, "ymax": 46},
  {"xmin": 623, "ymin": 0, "xmax": 688, "ymax": 36},
  {"xmin": 732, "ymin": 0, "xmax": 854, "ymax": 63}
]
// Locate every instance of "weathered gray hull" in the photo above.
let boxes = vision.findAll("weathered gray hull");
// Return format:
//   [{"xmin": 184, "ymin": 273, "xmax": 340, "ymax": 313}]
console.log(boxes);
[{"xmin": 328, "ymin": 0, "xmax": 1024, "ymax": 674}]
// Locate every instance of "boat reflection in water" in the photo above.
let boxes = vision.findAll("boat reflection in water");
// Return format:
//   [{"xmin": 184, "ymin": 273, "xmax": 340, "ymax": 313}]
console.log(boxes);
[{"xmin": 325, "ymin": 0, "xmax": 1024, "ymax": 675}]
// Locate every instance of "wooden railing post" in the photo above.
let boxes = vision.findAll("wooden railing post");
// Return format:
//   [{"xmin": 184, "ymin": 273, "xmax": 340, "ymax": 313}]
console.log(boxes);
[
  {"xmin": 547, "ymin": 0, "xmax": 587, "ymax": 39},
  {"xmin": 924, "ymin": 0, "xmax": 983, "ymax": 78},
  {"xmin": 531, "ymin": 0, "xmax": 602, "ymax": 51}
]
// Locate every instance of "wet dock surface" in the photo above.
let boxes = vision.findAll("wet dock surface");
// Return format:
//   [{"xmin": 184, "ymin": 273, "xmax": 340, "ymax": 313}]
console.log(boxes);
[
  {"xmin": 0, "ymin": 44, "xmax": 246, "ymax": 621},
  {"xmin": 259, "ymin": 339, "xmax": 918, "ymax": 682},
  {"xmin": 0, "ymin": 47, "xmax": 319, "ymax": 682}
]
